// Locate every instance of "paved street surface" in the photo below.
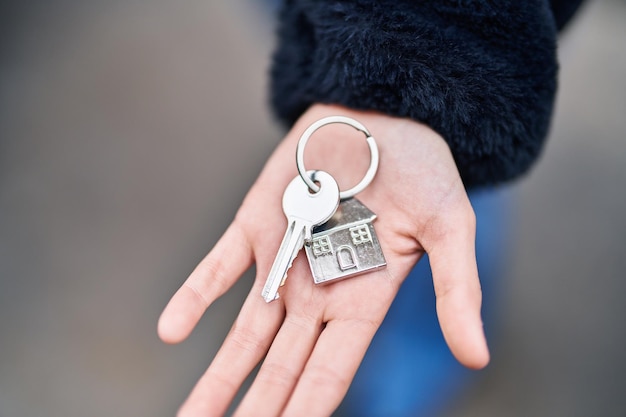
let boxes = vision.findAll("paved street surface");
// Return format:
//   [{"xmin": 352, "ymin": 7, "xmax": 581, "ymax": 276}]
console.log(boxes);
[{"xmin": 1, "ymin": 1, "xmax": 624, "ymax": 416}]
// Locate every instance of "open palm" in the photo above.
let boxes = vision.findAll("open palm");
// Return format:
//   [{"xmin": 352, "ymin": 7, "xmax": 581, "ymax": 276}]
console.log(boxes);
[{"xmin": 158, "ymin": 104, "xmax": 489, "ymax": 417}]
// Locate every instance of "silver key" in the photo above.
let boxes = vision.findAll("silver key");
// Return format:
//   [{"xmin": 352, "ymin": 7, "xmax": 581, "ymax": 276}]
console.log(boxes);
[{"xmin": 262, "ymin": 170, "xmax": 340, "ymax": 302}]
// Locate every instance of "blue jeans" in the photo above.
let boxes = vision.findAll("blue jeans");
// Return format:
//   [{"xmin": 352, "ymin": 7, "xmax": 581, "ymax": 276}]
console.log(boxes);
[{"xmin": 338, "ymin": 187, "xmax": 513, "ymax": 417}]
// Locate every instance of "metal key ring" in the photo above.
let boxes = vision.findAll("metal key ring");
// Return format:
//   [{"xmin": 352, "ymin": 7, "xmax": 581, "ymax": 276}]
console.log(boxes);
[{"xmin": 296, "ymin": 116, "xmax": 379, "ymax": 200}]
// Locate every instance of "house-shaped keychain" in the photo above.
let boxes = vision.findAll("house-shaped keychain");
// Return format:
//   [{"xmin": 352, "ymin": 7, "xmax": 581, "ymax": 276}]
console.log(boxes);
[{"xmin": 305, "ymin": 198, "xmax": 387, "ymax": 285}]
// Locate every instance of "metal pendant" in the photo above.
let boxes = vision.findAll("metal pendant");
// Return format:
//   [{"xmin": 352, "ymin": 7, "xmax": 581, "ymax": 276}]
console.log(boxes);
[{"xmin": 305, "ymin": 198, "xmax": 386, "ymax": 285}]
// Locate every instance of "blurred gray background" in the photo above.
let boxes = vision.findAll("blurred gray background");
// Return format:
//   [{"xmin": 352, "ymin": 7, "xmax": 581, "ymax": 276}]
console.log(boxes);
[{"xmin": 0, "ymin": 1, "xmax": 624, "ymax": 416}]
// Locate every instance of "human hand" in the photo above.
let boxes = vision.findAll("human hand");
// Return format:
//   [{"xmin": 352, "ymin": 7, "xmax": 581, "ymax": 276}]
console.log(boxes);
[{"xmin": 158, "ymin": 104, "xmax": 489, "ymax": 417}]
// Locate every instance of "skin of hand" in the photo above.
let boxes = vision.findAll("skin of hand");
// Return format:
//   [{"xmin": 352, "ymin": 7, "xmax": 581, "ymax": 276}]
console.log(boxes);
[{"xmin": 158, "ymin": 103, "xmax": 489, "ymax": 417}]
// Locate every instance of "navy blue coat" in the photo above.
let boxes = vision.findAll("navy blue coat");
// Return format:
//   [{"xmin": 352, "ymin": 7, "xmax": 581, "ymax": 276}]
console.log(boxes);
[{"xmin": 270, "ymin": 0, "xmax": 584, "ymax": 187}]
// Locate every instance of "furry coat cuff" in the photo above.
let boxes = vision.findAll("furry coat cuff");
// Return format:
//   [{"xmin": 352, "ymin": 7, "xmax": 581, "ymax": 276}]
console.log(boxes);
[{"xmin": 270, "ymin": 0, "xmax": 583, "ymax": 187}]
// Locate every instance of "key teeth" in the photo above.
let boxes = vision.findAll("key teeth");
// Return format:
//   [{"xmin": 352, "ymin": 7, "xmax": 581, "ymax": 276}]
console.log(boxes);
[
  {"xmin": 264, "ymin": 259, "xmax": 296, "ymax": 303},
  {"xmin": 263, "ymin": 291, "xmax": 280, "ymax": 303},
  {"xmin": 280, "ymin": 259, "xmax": 295, "ymax": 287}
]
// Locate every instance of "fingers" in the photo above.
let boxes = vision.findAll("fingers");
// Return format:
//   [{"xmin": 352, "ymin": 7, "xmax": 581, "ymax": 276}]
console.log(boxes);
[
  {"xmin": 426, "ymin": 198, "xmax": 490, "ymax": 369},
  {"xmin": 281, "ymin": 318, "xmax": 379, "ymax": 417},
  {"xmin": 178, "ymin": 283, "xmax": 285, "ymax": 417},
  {"xmin": 233, "ymin": 313, "xmax": 323, "ymax": 417},
  {"xmin": 158, "ymin": 223, "xmax": 253, "ymax": 344}
]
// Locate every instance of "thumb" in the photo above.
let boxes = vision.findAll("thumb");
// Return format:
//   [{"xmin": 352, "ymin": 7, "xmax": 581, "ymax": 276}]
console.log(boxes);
[{"xmin": 423, "ymin": 199, "xmax": 490, "ymax": 369}]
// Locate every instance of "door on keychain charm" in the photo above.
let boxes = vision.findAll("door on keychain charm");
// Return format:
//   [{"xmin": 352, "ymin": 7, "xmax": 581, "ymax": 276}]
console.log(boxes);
[{"xmin": 305, "ymin": 198, "xmax": 386, "ymax": 285}]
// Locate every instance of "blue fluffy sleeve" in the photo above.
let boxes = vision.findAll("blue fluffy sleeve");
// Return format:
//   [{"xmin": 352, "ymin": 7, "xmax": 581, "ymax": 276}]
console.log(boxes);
[{"xmin": 270, "ymin": 0, "xmax": 566, "ymax": 187}]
